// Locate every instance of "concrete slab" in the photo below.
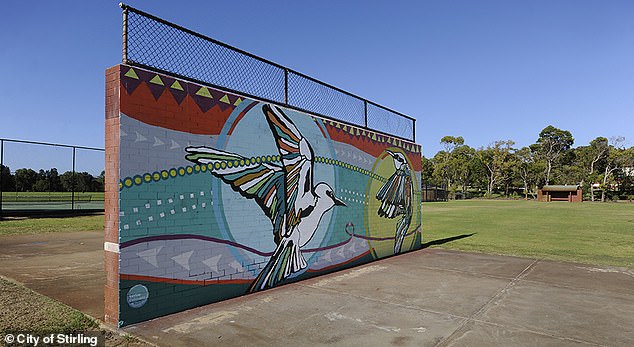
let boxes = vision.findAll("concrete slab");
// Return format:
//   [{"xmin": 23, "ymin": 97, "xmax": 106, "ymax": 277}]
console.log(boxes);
[
  {"xmin": 479, "ymin": 280, "xmax": 634, "ymax": 346},
  {"xmin": 124, "ymin": 250, "xmax": 634, "ymax": 346},
  {"xmin": 395, "ymin": 248, "xmax": 535, "ymax": 280},
  {"xmin": 1, "ymin": 230, "xmax": 633, "ymax": 346},
  {"xmin": 443, "ymin": 321, "xmax": 584, "ymax": 347},
  {"xmin": 303, "ymin": 261, "xmax": 512, "ymax": 318},
  {"xmin": 523, "ymin": 259, "xmax": 634, "ymax": 295},
  {"xmin": 126, "ymin": 284, "xmax": 466, "ymax": 346}
]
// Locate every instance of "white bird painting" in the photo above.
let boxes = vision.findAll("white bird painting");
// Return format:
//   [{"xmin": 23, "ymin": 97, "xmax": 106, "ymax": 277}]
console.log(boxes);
[
  {"xmin": 185, "ymin": 104, "xmax": 346, "ymax": 292},
  {"xmin": 376, "ymin": 150, "xmax": 413, "ymax": 253}
]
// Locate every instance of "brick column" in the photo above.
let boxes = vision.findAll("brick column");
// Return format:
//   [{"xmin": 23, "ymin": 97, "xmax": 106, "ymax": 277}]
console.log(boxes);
[{"xmin": 104, "ymin": 65, "xmax": 121, "ymax": 326}]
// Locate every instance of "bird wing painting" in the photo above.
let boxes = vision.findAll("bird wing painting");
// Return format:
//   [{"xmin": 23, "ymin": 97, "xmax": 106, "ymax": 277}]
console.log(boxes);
[
  {"xmin": 376, "ymin": 150, "xmax": 413, "ymax": 253},
  {"xmin": 185, "ymin": 104, "xmax": 345, "ymax": 293}
]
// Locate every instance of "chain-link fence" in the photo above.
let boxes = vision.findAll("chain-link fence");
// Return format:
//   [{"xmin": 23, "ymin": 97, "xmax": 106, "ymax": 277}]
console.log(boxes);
[
  {"xmin": 288, "ymin": 72, "xmax": 366, "ymax": 127},
  {"xmin": 367, "ymin": 102, "xmax": 415, "ymax": 141},
  {"xmin": 121, "ymin": 4, "xmax": 416, "ymax": 142},
  {"xmin": 0, "ymin": 139, "xmax": 105, "ymax": 217}
]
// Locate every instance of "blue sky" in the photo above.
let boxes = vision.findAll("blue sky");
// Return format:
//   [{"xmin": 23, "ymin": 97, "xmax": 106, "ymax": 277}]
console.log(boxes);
[{"xmin": 1, "ymin": 0, "xmax": 632, "ymax": 173}]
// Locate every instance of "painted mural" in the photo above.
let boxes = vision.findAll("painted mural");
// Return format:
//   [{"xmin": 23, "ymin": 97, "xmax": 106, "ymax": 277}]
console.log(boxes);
[
  {"xmin": 114, "ymin": 65, "xmax": 422, "ymax": 326},
  {"xmin": 376, "ymin": 150, "xmax": 413, "ymax": 254}
]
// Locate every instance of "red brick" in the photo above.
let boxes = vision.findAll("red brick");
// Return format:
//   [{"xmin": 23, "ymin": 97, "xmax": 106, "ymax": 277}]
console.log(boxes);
[{"xmin": 104, "ymin": 66, "xmax": 121, "ymax": 326}]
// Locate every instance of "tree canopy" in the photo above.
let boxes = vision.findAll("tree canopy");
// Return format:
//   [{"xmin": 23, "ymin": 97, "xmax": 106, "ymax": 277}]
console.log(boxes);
[
  {"xmin": 423, "ymin": 126, "xmax": 633, "ymax": 201},
  {"xmin": 0, "ymin": 166, "xmax": 103, "ymax": 193}
]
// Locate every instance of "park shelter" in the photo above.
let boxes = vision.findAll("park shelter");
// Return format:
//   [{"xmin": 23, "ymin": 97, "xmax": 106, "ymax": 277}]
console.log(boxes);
[{"xmin": 538, "ymin": 185, "xmax": 582, "ymax": 202}]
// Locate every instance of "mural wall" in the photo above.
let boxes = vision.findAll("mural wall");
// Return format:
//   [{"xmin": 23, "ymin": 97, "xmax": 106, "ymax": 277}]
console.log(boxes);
[{"xmin": 105, "ymin": 65, "xmax": 423, "ymax": 326}]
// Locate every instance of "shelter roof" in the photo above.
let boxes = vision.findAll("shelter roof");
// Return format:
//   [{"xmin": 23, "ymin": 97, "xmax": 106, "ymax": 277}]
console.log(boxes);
[{"xmin": 541, "ymin": 185, "xmax": 580, "ymax": 192}]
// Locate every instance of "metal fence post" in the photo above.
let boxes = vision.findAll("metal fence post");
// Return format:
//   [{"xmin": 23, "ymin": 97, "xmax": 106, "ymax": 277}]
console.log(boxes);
[
  {"xmin": 0, "ymin": 139, "xmax": 4, "ymax": 218},
  {"xmin": 284, "ymin": 69, "xmax": 289, "ymax": 106},
  {"xmin": 364, "ymin": 101, "xmax": 368, "ymax": 128},
  {"xmin": 122, "ymin": 4, "xmax": 129, "ymax": 64},
  {"xmin": 72, "ymin": 147, "xmax": 76, "ymax": 211}
]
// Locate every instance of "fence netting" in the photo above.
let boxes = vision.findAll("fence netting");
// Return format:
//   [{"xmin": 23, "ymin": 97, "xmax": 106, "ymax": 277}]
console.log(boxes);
[
  {"xmin": 126, "ymin": 10, "xmax": 286, "ymax": 103},
  {"xmin": 0, "ymin": 139, "xmax": 104, "ymax": 216},
  {"xmin": 366, "ymin": 103, "xmax": 415, "ymax": 140},
  {"xmin": 288, "ymin": 72, "xmax": 366, "ymax": 127},
  {"xmin": 123, "ymin": 5, "xmax": 415, "ymax": 141}
]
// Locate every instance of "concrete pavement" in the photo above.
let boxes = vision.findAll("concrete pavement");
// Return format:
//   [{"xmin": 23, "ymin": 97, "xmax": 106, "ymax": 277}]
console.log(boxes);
[
  {"xmin": 0, "ymin": 231, "xmax": 104, "ymax": 319},
  {"xmin": 1, "ymin": 230, "xmax": 633, "ymax": 346},
  {"xmin": 125, "ymin": 249, "xmax": 634, "ymax": 346}
]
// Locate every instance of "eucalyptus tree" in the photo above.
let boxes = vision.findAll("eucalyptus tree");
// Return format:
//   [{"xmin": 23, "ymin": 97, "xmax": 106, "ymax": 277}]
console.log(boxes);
[
  {"xmin": 433, "ymin": 136, "xmax": 467, "ymax": 197},
  {"xmin": 575, "ymin": 137, "xmax": 609, "ymax": 201},
  {"xmin": 477, "ymin": 140, "xmax": 516, "ymax": 198},
  {"xmin": 514, "ymin": 147, "xmax": 540, "ymax": 199},
  {"xmin": 534, "ymin": 126, "xmax": 574, "ymax": 185},
  {"xmin": 600, "ymin": 137, "xmax": 633, "ymax": 201},
  {"xmin": 421, "ymin": 156, "xmax": 435, "ymax": 185}
]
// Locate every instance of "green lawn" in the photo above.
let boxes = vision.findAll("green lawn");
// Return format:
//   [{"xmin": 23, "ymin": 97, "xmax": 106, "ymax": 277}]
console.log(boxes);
[
  {"xmin": 422, "ymin": 200, "xmax": 634, "ymax": 268},
  {"xmin": 2, "ymin": 199, "xmax": 632, "ymax": 267},
  {"xmin": 0, "ymin": 215, "xmax": 104, "ymax": 236}
]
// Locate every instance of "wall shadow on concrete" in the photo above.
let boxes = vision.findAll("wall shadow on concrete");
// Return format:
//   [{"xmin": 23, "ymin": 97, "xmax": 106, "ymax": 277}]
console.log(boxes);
[{"xmin": 421, "ymin": 233, "xmax": 476, "ymax": 249}]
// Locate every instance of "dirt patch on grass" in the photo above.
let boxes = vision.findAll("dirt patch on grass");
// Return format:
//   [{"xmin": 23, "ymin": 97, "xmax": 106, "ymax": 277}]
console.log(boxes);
[{"xmin": 0, "ymin": 276, "xmax": 150, "ymax": 346}]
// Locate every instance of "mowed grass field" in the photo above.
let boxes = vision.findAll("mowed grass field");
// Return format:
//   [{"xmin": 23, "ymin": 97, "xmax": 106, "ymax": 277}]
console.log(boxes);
[
  {"xmin": 0, "ymin": 215, "xmax": 103, "ymax": 235},
  {"xmin": 1, "ymin": 199, "xmax": 631, "ymax": 267},
  {"xmin": 1, "ymin": 192, "xmax": 104, "ymax": 213},
  {"xmin": 422, "ymin": 200, "xmax": 634, "ymax": 268}
]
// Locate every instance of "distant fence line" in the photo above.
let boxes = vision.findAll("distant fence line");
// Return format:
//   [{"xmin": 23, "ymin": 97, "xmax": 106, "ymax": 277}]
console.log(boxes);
[
  {"xmin": 0, "ymin": 138, "xmax": 105, "ymax": 216},
  {"xmin": 120, "ymin": 4, "xmax": 416, "ymax": 142}
]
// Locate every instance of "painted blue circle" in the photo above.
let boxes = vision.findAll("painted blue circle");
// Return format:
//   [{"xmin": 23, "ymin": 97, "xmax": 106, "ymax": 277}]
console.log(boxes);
[{"xmin": 126, "ymin": 284, "xmax": 149, "ymax": 308}]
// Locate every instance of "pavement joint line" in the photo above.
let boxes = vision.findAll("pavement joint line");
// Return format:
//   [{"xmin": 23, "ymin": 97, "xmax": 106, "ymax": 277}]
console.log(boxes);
[
  {"xmin": 298, "ymin": 282, "xmax": 555, "ymax": 335},
  {"xmin": 311, "ymin": 254, "xmax": 510, "ymax": 309},
  {"xmin": 433, "ymin": 258, "xmax": 605, "ymax": 347},
  {"xmin": 357, "ymin": 248, "xmax": 532, "ymax": 281},
  {"xmin": 301, "ymin": 268, "xmax": 604, "ymax": 347},
  {"xmin": 438, "ymin": 320, "xmax": 604, "ymax": 347},
  {"xmin": 515, "ymin": 277, "xmax": 634, "ymax": 299},
  {"xmin": 401, "ymin": 264, "xmax": 522, "ymax": 282},
  {"xmin": 423, "ymin": 255, "xmax": 634, "ymax": 298},
  {"xmin": 5, "ymin": 233, "xmax": 631, "ymax": 345},
  {"xmin": 300, "ymin": 283, "xmax": 470, "ymax": 322},
  {"xmin": 434, "ymin": 259, "xmax": 540, "ymax": 347}
]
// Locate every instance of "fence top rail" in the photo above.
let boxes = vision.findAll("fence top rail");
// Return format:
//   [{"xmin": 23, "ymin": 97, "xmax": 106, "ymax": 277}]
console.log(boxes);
[
  {"xmin": 119, "ymin": 3, "xmax": 416, "ymax": 140},
  {"xmin": 366, "ymin": 99, "xmax": 415, "ymax": 121},
  {"xmin": 119, "ymin": 3, "xmax": 288, "ymax": 71},
  {"xmin": 0, "ymin": 138, "xmax": 104, "ymax": 152}
]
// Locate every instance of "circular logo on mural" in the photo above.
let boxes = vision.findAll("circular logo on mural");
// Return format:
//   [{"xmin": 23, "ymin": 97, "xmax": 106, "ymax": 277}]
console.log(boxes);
[{"xmin": 127, "ymin": 284, "xmax": 149, "ymax": 308}]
